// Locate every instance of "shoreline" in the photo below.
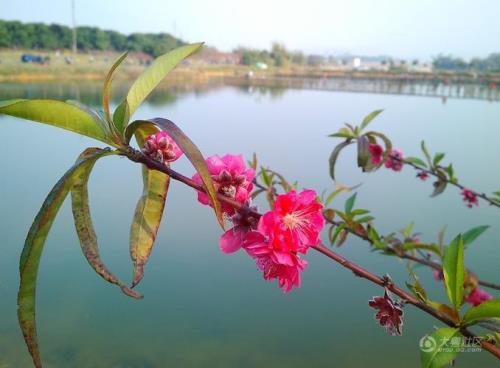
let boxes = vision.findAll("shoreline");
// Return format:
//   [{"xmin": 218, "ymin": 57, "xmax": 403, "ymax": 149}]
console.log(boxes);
[{"xmin": 2, "ymin": 66, "xmax": 499, "ymax": 85}]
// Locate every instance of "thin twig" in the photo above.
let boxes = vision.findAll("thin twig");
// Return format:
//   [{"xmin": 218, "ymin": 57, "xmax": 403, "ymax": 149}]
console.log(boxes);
[
  {"xmin": 254, "ymin": 172, "xmax": 500, "ymax": 290},
  {"xmin": 123, "ymin": 148, "xmax": 500, "ymax": 360},
  {"xmin": 393, "ymin": 155, "xmax": 500, "ymax": 208}
]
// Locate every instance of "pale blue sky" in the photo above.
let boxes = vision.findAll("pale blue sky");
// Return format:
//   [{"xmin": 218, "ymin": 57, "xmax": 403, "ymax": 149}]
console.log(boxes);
[{"xmin": 1, "ymin": 0, "xmax": 498, "ymax": 59}]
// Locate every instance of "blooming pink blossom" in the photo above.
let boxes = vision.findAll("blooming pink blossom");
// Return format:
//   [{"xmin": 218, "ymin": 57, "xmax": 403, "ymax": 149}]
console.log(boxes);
[
  {"xmin": 142, "ymin": 131, "xmax": 183, "ymax": 163},
  {"xmin": 368, "ymin": 289, "xmax": 404, "ymax": 336},
  {"xmin": 257, "ymin": 189, "xmax": 325, "ymax": 254},
  {"xmin": 461, "ymin": 188, "xmax": 479, "ymax": 208},
  {"xmin": 416, "ymin": 171, "xmax": 429, "ymax": 181},
  {"xmin": 368, "ymin": 144, "xmax": 384, "ymax": 165},
  {"xmin": 192, "ymin": 154, "xmax": 255, "ymax": 215},
  {"xmin": 243, "ymin": 231, "xmax": 308, "ymax": 293},
  {"xmin": 385, "ymin": 149, "xmax": 404, "ymax": 171},
  {"xmin": 465, "ymin": 288, "xmax": 492, "ymax": 306}
]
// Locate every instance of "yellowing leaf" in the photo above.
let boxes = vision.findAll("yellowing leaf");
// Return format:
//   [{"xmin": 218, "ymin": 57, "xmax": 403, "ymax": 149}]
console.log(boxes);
[{"xmin": 0, "ymin": 99, "xmax": 111, "ymax": 145}]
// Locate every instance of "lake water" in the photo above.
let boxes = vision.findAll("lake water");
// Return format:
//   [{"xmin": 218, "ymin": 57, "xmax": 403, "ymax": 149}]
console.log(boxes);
[{"xmin": 0, "ymin": 79, "xmax": 499, "ymax": 367}]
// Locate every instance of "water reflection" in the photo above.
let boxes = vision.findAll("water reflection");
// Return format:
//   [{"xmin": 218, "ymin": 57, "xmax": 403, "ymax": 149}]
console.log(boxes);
[
  {"xmin": 227, "ymin": 76, "xmax": 500, "ymax": 102},
  {"xmin": 1, "ymin": 77, "xmax": 498, "ymax": 110}
]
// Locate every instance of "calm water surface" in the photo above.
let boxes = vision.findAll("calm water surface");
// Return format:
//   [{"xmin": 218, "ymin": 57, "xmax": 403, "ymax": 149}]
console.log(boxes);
[{"xmin": 0, "ymin": 80, "xmax": 499, "ymax": 367}]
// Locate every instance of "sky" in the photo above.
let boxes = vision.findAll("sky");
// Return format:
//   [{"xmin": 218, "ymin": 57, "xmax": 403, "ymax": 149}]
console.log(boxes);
[{"xmin": 1, "ymin": 0, "xmax": 499, "ymax": 60}]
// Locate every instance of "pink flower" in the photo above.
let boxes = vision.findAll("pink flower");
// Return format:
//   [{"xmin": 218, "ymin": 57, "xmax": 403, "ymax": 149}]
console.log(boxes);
[
  {"xmin": 465, "ymin": 288, "xmax": 492, "ymax": 306},
  {"xmin": 219, "ymin": 208, "xmax": 258, "ymax": 254},
  {"xmin": 385, "ymin": 149, "xmax": 404, "ymax": 171},
  {"xmin": 416, "ymin": 171, "xmax": 429, "ymax": 181},
  {"xmin": 461, "ymin": 188, "xmax": 479, "ymax": 208},
  {"xmin": 243, "ymin": 231, "xmax": 308, "ymax": 293},
  {"xmin": 369, "ymin": 144, "xmax": 384, "ymax": 165},
  {"xmin": 257, "ymin": 189, "xmax": 325, "ymax": 254},
  {"xmin": 192, "ymin": 154, "xmax": 255, "ymax": 215},
  {"xmin": 368, "ymin": 289, "xmax": 404, "ymax": 336},
  {"xmin": 142, "ymin": 131, "xmax": 183, "ymax": 163},
  {"xmin": 432, "ymin": 269, "xmax": 444, "ymax": 281}
]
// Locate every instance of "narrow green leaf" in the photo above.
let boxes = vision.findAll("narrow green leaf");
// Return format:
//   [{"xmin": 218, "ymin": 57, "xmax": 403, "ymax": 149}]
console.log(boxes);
[
  {"xmin": 421, "ymin": 140, "xmax": 433, "ymax": 167},
  {"xmin": 462, "ymin": 225, "xmax": 489, "ymax": 247},
  {"xmin": 0, "ymin": 99, "xmax": 111, "ymax": 145},
  {"xmin": 400, "ymin": 242, "xmax": 441, "ymax": 255},
  {"xmin": 113, "ymin": 43, "xmax": 203, "ymax": 133},
  {"xmin": 350, "ymin": 208, "xmax": 370, "ymax": 216},
  {"xmin": 463, "ymin": 300, "xmax": 500, "ymax": 326},
  {"xmin": 420, "ymin": 328, "xmax": 460, "ymax": 368},
  {"xmin": 431, "ymin": 180, "xmax": 447, "ymax": 197},
  {"xmin": 357, "ymin": 135, "xmax": 370, "ymax": 169},
  {"xmin": 443, "ymin": 235, "xmax": 465, "ymax": 309},
  {"xmin": 360, "ymin": 109, "xmax": 383, "ymax": 131},
  {"xmin": 329, "ymin": 140, "xmax": 353, "ymax": 181},
  {"xmin": 344, "ymin": 193, "xmax": 357, "ymax": 215},
  {"xmin": 126, "ymin": 119, "xmax": 224, "ymax": 228},
  {"xmin": 330, "ymin": 223, "xmax": 346, "ymax": 245},
  {"xmin": 129, "ymin": 125, "xmax": 170, "ymax": 287},
  {"xmin": 71, "ymin": 149, "xmax": 142, "ymax": 299},
  {"xmin": 405, "ymin": 156, "xmax": 428, "ymax": 168},
  {"xmin": 433, "ymin": 152, "xmax": 445, "ymax": 166},
  {"xmin": 18, "ymin": 148, "xmax": 109, "ymax": 368},
  {"xmin": 402, "ymin": 222, "xmax": 414, "ymax": 238},
  {"xmin": 356, "ymin": 215, "xmax": 374, "ymax": 223},
  {"xmin": 103, "ymin": 51, "xmax": 128, "ymax": 134}
]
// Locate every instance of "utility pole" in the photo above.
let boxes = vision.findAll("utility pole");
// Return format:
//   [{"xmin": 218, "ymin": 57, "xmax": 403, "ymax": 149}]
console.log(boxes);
[{"xmin": 72, "ymin": 0, "xmax": 77, "ymax": 55}]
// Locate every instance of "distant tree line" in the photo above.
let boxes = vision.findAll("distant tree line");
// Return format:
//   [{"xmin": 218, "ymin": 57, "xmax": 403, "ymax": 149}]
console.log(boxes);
[
  {"xmin": 433, "ymin": 54, "xmax": 500, "ymax": 72},
  {"xmin": 235, "ymin": 42, "xmax": 326, "ymax": 67},
  {"xmin": 0, "ymin": 20, "xmax": 184, "ymax": 57}
]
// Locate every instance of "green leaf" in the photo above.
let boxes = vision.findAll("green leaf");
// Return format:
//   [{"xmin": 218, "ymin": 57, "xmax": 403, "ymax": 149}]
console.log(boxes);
[
  {"xmin": 344, "ymin": 193, "xmax": 357, "ymax": 215},
  {"xmin": 431, "ymin": 180, "xmax": 447, "ymax": 197},
  {"xmin": 356, "ymin": 215, "xmax": 374, "ymax": 223},
  {"xmin": 443, "ymin": 235, "xmax": 465, "ymax": 310},
  {"xmin": 129, "ymin": 125, "xmax": 170, "ymax": 287},
  {"xmin": 400, "ymin": 242, "xmax": 441, "ymax": 255},
  {"xmin": 70, "ymin": 149, "xmax": 142, "ymax": 299},
  {"xmin": 113, "ymin": 43, "xmax": 203, "ymax": 133},
  {"xmin": 462, "ymin": 225, "xmax": 489, "ymax": 247},
  {"xmin": 405, "ymin": 156, "xmax": 428, "ymax": 168},
  {"xmin": 433, "ymin": 152, "xmax": 445, "ymax": 166},
  {"xmin": 330, "ymin": 223, "xmax": 346, "ymax": 245},
  {"xmin": 421, "ymin": 140, "xmax": 433, "ymax": 168},
  {"xmin": 462, "ymin": 300, "xmax": 500, "ymax": 326},
  {"xmin": 420, "ymin": 328, "xmax": 461, "ymax": 368},
  {"xmin": 18, "ymin": 148, "xmax": 109, "ymax": 368},
  {"xmin": 351, "ymin": 209, "xmax": 370, "ymax": 216},
  {"xmin": 329, "ymin": 128, "xmax": 354, "ymax": 138},
  {"xmin": 0, "ymin": 99, "xmax": 111, "ymax": 145},
  {"xmin": 103, "ymin": 51, "xmax": 128, "ymax": 137},
  {"xmin": 360, "ymin": 109, "xmax": 383, "ymax": 131},
  {"xmin": 357, "ymin": 135, "xmax": 370, "ymax": 169},
  {"xmin": 126, "ymin": 119, "xmax": 224, "ymax": 228},
  {"xmin": 446, "ymin": 164, "xmax": 456, "ymax": 183},
  {"xmin": 260, "ymin": 168, "xmax": 273, "ymax": 187},
  {"xmin": 402, "ymin": 222, "xmax": 414, "ymax": 238},
  {"xmin": 329, "ymin": 140, "xmax": 353, "ymax": 181}
]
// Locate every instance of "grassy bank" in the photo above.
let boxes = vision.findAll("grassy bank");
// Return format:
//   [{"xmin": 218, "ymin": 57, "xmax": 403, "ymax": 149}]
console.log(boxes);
[{"xmin": 1, "ymin": 49, "xmax": 500, "ymax": 85}]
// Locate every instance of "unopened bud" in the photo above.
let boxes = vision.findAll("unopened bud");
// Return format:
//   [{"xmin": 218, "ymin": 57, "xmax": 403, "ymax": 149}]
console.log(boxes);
[{"xmin": 158, "ymin": 136, "xmax": 168, "ymax": 149}]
